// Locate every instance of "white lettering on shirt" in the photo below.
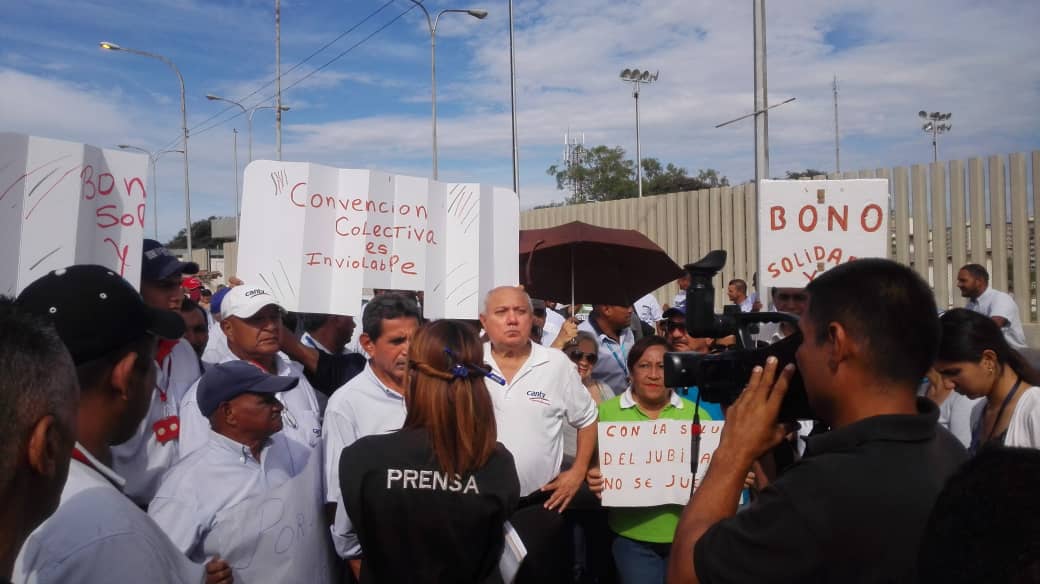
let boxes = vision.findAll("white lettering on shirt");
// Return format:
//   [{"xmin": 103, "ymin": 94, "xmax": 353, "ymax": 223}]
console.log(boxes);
[{"xmin": 384, "ymin": 468, "xmax": 481, "ymax": 494}]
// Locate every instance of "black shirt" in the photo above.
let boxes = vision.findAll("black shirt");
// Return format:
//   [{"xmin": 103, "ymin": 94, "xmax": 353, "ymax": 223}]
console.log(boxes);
[
  {"xmin": 306, "ymin": 351, "xmax": 366, "ymax": 396},
  {"xmin": 340, "ymin": 428, "xmax": 521, "ymax": 584},
  {"xmin": 694, "ymin": 397, "xmax": 967, "ymax": 583}
]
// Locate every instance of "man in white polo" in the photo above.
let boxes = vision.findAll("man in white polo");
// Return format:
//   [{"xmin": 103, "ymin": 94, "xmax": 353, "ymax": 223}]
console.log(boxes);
[
  {"xmin": 957, "ymin": 263, "xmax": 1028, "ymax": 349},
  {"xmin": 481, "ymin": 286, "xmax": 598, "ymax": 580}
]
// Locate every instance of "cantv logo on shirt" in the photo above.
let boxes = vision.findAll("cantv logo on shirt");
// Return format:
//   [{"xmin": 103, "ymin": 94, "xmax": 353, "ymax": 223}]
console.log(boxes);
[{"xmin": 526, "ymin": 390, "xmax": 550, "ymax": 406}]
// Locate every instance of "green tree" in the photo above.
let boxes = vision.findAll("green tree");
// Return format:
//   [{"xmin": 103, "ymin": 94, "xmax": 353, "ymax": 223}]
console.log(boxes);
[
  {"xmin": 785, "ymin": 169, "xmax": 828, "ymax": 180},
  {"xmin": 165, "ymin": 216, "xmax": 228, "ymax": 249}
]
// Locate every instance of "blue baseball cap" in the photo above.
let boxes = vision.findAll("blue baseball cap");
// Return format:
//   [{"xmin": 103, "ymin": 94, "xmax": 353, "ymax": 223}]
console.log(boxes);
[
  {"xmin": 210, "ymin": 287, "xmax": 231, "ymax": 315},
  {"xmin": 197, "ymin": 360, "xmax": 299, "ymax": 417},
  {"xmin": 142, "ymin": 239, "xmax": 198, "ymax": 281},
  {"xmin": 662, "ymin": 306, "xmax": 686, "ymax": 320}
]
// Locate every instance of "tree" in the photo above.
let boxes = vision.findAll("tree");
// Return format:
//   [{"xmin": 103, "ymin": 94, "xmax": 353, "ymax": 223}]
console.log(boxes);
[
  {"xmin": 785, "ymin": 169, "xmax": 828, "ymax": 180},
  {"xmin": 547, "ymin": 144, "xmax": 729, "ymax": 204},
  {"xmin": 165, "ymin": 216, "xmax": 229, "ymax": 249}
]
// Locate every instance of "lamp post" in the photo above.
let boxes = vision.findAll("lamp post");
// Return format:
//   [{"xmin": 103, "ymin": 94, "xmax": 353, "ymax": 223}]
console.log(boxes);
[
  {"xmin": 205, "ymin": 94, "xmax": 290, "ymax": 163},
  {"xmin": 918, "ymin": 110, "xmax": 952, "ymax": 163},
  {"xmin": 508, "ymin": 0, "xmax": 519, "ymax": 196},
  {"xmin": 100, "ymin": 41, "xmax": 194, "ymax": 256},
  {"xmin": 619, "ymin": 68, "xmax": 658, "ymax": 198},
  {"xmin": 407, "ymin": 1, "xmax": 488, "ymax": 180},
  {"xmin": 117, "ymin": 145, "xmax": 184, "ymax": 240}
]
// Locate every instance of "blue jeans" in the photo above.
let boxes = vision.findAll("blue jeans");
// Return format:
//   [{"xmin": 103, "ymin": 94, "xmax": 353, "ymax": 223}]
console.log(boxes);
[{"xmin": 612, "ymin": 535, "xmax": 670, "ymax": 584}]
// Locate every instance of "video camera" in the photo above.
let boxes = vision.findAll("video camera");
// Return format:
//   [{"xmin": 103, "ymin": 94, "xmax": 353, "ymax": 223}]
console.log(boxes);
[{"xmin": 663, "ymin": 250, "xmax": 815, "ymax": 422}]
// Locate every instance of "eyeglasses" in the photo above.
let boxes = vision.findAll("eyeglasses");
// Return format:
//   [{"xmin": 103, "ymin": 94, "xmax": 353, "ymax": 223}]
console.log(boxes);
[
  {"xmin": 566, "ymin": 350, "xmax": 598, "ymax": 365},
  {"xmin": 663, "ymin": 321, "xmax": 686, "ymax": 333}
]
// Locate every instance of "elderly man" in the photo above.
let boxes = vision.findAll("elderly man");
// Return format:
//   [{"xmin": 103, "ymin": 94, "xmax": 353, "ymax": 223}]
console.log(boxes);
[
  {"xmin": 111, "ymin": 239, "xmax": 204, "ymax": 506},
  {"xmin": 14, "ymin": 265, "xmax": 231, "ymax": 584},
  {"xmin": 179, "ymin": 285, "xmax": 323, "ymax": 458},
  {"xmin": 150, "ymin": 360, "xmax": 310, "ymax": 561},
  {"xmin": 957, "ymin": 263, "xmax": 1027, "ymax": 349},
  {"xmin": 578, "ymin": 304, "xmax": 636, "ymax": 395},
  {"xmin": 669, "ymin": 259, "xmax": 967, "ymax": 583},
  {"xmin": 0, "ymin": 300, "xmax": 78, "ymax": 583},
  {"xmin": 481, "ymin": 286, "xmax": 598, "ymax": 580}
]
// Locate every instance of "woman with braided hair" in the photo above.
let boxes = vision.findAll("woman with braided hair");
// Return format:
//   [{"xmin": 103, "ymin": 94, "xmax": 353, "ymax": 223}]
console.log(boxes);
[{"xmin": 338, "ymin": 319, "xmax": 521, "ymax": 583}]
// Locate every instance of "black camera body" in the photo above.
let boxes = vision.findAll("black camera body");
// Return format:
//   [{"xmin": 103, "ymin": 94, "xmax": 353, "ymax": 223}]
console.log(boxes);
[{"xmin": 663, "ymin": 250, "xmax": 816, "ymax": 421}]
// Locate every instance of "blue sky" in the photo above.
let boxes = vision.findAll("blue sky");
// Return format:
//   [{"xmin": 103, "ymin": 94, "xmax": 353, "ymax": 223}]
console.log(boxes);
[{"xmin": 3, "ymin": 0, "xmax": 1039, "ymax": 241}]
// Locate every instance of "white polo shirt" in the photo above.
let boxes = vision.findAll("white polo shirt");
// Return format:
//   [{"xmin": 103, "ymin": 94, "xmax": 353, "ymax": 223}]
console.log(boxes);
[
  {"xmin": 179, "ymin": 352, "xmax": 324, "ymax": 458},
  {"xmin": 634, "ymin": 293, "xmax": 663, "ymax": 328},
  {"xmin": 484, "ymin": 341, "xmax": 598, "ymax": 496},
  {"xmin": 578, "ymin": 318, "xmax": 635, "ymax": 396},
  {"xmin": 323, "ymin": 362, "xmax": 407, "ymax": 503},
  {"xmin": 15, "ymin": 444, "xmax": 204, "ymax": 584},
  {"xmin": 966, "ymin": 287, "xmax": 1028, "ymax": 349},
  {"xmin": 112, "ymin": 337, "xmax": 202, "ymax": 506},
  {"xmin": 149, "ymin": 430, "xmax": 310, "ymax": 562}
]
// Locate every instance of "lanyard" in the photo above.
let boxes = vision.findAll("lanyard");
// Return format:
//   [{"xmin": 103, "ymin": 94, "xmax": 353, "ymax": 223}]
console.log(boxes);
[
  {"xmin": 971, "ymin": 377, "xmax": 1022, "ymax": 453},
  {"xmin": 604, "ymin": 336, "xmax": 628, "ymax": 374}
]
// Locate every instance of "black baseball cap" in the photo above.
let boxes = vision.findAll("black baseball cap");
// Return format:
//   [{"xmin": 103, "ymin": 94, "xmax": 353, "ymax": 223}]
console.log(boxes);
[
  {"xmin": 662, "ymin": 306, "xmax": 686, "ymax": 320},
  {"xmin": 197, "ymin": 360, "xmax": 299, "ymax": 417},
  {"xmin": 16, "ymin": 265, "xmax": 185, "ymax": 365},
  {"xmin": 142, "ymin": 239, "xmax": 199, "ymax": 281}
]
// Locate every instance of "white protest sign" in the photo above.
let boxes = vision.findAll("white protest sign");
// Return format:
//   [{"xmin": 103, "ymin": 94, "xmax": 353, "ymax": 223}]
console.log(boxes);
[
  {"xmin": 758, "ymin": 179, "xmax": 888, "ymax": 291},
  {"xmin": 206, "ymin": 451, "xmax": 335, "ymax": 584},
  {"xmin": 237, "ymin": 161, "xmax": 519, "ymax": 319},
  {"xmin": 598, "ymin": 420, "xmax": 724, "ymax": 507},
  {"xmin": 0, "ymin": 132, "xmax": 149, "ymax": 294}
]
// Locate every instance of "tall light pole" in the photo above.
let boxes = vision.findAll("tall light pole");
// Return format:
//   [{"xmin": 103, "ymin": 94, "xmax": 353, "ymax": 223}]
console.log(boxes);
[
  {"xmin": 117, "ymin": 145, "xmax": 183, "ymax": 240},
  {"xmin": 275, "ymin": 0, "xmax": 283, "ymax": 160},
  {"xmin": 619, "ymin": 68, "xmax": 658, "ymax": 198},
  {"xmin": 508, "ymin": 0, "xmax": 519, "ymax": 195},
  {"xmin": 918, "ymin": 110, "xmax": 952, "ymax": 163},
  {"xmin": 232, "ymin": 129, "xmax": 240, "ymax": 241},
  {"xmin": 100, "ymin": 41, "xmax": 194, "ymax": 256},
  {"xmin": 205, "ymin": 94, "xmax": 290, "ymax": 163},
  {"xmin": 408, "ymin": 1, "xmax": 488, "ymax": 180}
]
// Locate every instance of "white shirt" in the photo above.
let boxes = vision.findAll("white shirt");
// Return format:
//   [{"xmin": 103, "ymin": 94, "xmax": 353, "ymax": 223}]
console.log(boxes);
[
  {"xmin": 15, "ymin": 444, "xmax": 205, "ymax": 584},
  {"xmin": 577, "ymin": 318, "xmax": 635, "ymax": 396},
  {"xmin": 179, "ymin": 351, "xmax": 324, "ymax": 458},
  {"xmin": 323, "ymin": 363, "xmax": 407, "ymax": 504},
  {"xmin": 149, "ymin": 431, "xmax": 310, "ymax": 562},
  {"xmin": 634, "ymin": 293, "xmax": 663, "ymax": 328},
  {"xmin": 672, "ymin": 292, "xmax": 687, "ymax": 311},
  {"xmin": 938, "ymin": 392, "xmax": 982, "ymax": 448},
  {"xmin": 966, "ymin": 287, "xmax": 1028, "ymax": 349},
  {"xmin": 970, "ymin": 385, "xmax": 1040, "ymax": 449},
  {"xmin": 540, "ymin": 309, "xmax": 566, "ymax": 347},
  {"xmin": 484, "ymin": 341, "xmax": 598, "ymax": 496},
  {"xmin": 112, "ymin": 338, "xmax": 202, "ymax": 506},
  {"xmin": 201, "ymin": 321, "xmax": 231, "ymax": 364},
  {"xmin": 738, "ymin": 296, "xmax": 755, "ymax": 313}
]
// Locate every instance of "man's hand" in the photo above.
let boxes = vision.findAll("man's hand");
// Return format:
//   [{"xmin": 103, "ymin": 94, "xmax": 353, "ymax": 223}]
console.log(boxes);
[
  {"xmin": 541, "ymin": 466, "xmax": 585, "ymax": 512},
  {"xmin": 717, "ymin": 357, "xmax": 796, "ymax": 471},
  {"xmin": 204, "ymin": 556, "xmax": 233, "ymax": 584},
  {"xmin": 585, "ymin": 466, "xmax": 604, "ymax": 498},
  {"xmin": 550, "ymin": 318, "xmax": 579, "ymax": 349}
]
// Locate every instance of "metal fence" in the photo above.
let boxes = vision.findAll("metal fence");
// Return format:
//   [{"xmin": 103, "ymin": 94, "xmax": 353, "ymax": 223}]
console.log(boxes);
[{"xmin": 520, "ymin": 151, "xmax": 1039, "ymax": 345}]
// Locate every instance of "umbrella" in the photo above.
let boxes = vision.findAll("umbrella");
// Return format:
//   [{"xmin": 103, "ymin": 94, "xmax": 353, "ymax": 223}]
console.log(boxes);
[{"xmin": 519, "ymin": 221, "xmax": 684, "ymax": 307}]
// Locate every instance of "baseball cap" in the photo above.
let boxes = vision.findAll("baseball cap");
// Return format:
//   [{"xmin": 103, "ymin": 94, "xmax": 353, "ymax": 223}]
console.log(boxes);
[
  {"xmin": 142, "ymin": 239, "xmax": 199, "ymax": 281},
  {"xmin": 661, "ymin": 306, "xmax": 686, "ymax": 320},
  {"xmin": 16, "ymin": 265, "xmax": 185, "ymax": 365},
  {"xmin": 210, "ymin": 287, "xmax": 230, "ymax": 315},
  {"xmin": 182, "ymin": 276, "xmax": 202, "ymax": 290},
  {"xmin": 220, "ymin": 285, "xmax": 282, "ymax": 320},
  {"xmin": 197, "ymin": 360, "xmax": 299, "ymax": 417}
]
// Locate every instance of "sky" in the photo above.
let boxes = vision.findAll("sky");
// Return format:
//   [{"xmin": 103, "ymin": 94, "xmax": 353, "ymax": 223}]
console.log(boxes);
[{"xmin": 2, "ymin": 0, "xmax": 1039, "ymax": 242}]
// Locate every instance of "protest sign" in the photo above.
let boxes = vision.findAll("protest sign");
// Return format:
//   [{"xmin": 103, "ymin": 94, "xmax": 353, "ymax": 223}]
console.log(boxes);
[
  {"xmin": 758, "ymin": 179, "xmax": 889, "ymax": 292},
  {"xmin": 237, "ymin": 161, "xmax": 519, "ymax": 319},
  {"xmin": 598, "ymin": 420, "xmax": 724, "ymax": 507},
  {"xmin": 206, "ymin": 450, "xmax": 335, "ymax": 584},
  {"xmin": 0, "ymin": 132, "xmax": 149, "ymax": 294}
]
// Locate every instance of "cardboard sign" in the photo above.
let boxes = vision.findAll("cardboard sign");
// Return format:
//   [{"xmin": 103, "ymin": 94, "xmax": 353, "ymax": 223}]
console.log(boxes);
[
  {"xmin": 237, "ymin": 162, "xmax": 519, "ymax": 319},
  {"xmin": 598, "ymin": 420, "xmax": 724, "ymax": 507},
  {"xmin": 758, "ymin": 179, "xmax": 889, "ymax": 291},
  {"xmin": 0, "ymin": 132, "xmax": 149, "ymax": 295},
  {"xmin": 206, "ymin": 450, "xmax": 336, "ymax": 584}
]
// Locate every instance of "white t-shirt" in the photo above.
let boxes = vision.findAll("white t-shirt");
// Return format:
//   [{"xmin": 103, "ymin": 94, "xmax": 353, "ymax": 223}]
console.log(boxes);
[
  {"xmin": 112, "ymin": 338, "xmax": 202, "ymax": 506},
  {"xmin": 966, "ymin": 287, "xmax": 1028, "ymax": 349},
  {"xmin": 15, "ymin": 445, "xmax": 205, "ymax": 584},
  {"xmin": 969, "ymin": 385, "xmax": 1040, "ymax": 449},
  {"xmin": 149, "ymin": 431, "xmax": 310, "ymax": 562},
  {"xmin": 484, "ymin": 341, "xmax": 598, "ymax": 496}
]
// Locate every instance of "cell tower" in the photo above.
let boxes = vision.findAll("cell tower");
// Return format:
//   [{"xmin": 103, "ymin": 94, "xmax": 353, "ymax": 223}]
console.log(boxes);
[{"xmin": 563, "ymin": 129, "xmax": 586, "ymax": 200}]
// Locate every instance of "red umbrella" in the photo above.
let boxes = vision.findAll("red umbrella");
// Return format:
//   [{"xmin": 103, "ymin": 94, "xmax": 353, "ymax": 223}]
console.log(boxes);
[{"xmin": 519, "ymin": 221, "xmax": 684, "ymax": 306}]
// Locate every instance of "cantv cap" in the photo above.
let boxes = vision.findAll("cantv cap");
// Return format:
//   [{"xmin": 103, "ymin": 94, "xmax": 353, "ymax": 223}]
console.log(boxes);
[
  {"xmin": 197, "ymin": 360, "xmax": 299, "ymax": 417},
  {"xmin": 220, "ymin": 286, "xmax": 282, "ymax": 320},
  {"xmin": 16, "ymin": 265, "xmax": 185, "ymax": 365}
]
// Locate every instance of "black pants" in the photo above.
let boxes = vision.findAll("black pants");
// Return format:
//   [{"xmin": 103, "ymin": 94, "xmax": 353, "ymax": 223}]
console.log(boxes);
[{"xmin": 511, "ymin": 491, "xmax": 571, "ymax": 584}]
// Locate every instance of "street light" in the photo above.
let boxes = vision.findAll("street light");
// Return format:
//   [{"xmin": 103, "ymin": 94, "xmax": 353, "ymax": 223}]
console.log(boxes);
[
  {"xmin": 100, "ymin": 41, "xmax": 194, "ymax": 256},
  {"xmin": 918, "ymin": 110, "xmax": 952, "ymax": 163},
  {"xmin": 619, "ymin": 68, "xmax": 658, "ymax": 198},
  {"xmin": 205, "ymin": 94, "xmax": 290, "ymax": 163},
  {"xmin": 117, "ymin": 145, "xmax": 184, "ymax": 240},
  {"xmin": 407, "ymin": 1, "xmax": 488, "ymax": 180}
]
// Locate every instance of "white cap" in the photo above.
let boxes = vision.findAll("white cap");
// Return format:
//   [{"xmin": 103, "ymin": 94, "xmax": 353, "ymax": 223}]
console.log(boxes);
[{"xmin": 220, "ymin": 286, "xmax": 282, "ymax": 319}]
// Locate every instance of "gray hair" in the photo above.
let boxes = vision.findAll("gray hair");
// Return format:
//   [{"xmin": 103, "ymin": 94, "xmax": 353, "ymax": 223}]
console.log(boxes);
[{"xmin": 480, "ymin": 286, "xmax": 533, "ymax": 316}]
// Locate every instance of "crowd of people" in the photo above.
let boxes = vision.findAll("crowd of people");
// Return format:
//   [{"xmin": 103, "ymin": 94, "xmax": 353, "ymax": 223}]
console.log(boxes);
[{"xmin": 0, "ymin": 240, "xmax": 1038, "ymax": 584}]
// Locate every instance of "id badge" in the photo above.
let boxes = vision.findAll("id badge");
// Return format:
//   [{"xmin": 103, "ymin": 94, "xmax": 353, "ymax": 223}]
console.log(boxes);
[{"xmin": 153, "ymin": 415, "xmax": 180, "ymax": 444}]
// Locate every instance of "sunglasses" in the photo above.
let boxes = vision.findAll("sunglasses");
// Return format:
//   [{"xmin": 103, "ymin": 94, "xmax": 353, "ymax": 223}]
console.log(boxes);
[
  {"xmin": 566, "ymin": 350, "xmax": 599, "ymax": 365},
  {"xmin": 663, "ymin": 321, "xmax": 686, "ymax": 333}
]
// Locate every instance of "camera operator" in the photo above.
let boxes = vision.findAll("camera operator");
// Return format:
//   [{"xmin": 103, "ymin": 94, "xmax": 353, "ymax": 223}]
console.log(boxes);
[{"xmin": 668, "ymin": 258, "xmax": 968, "ymax": 583}]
